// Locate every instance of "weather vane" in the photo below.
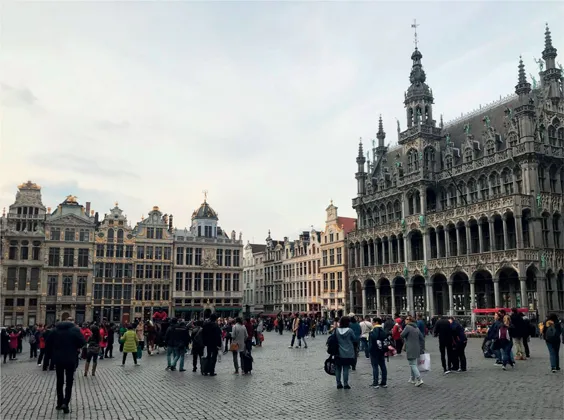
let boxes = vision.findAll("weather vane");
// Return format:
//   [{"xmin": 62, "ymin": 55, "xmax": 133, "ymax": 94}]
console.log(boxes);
[
  {"xmin": 411, "ymin": 19, "xmax": 420, "ymax": 49},
  {"xmin": 202, "ymin": 190, "xmax": 208, "ymax": 202}
]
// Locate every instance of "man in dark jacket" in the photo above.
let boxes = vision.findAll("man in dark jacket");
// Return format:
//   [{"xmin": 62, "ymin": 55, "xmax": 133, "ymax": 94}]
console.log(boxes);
[
  {"xmin": 433, "ymin": 316, "xmax": 455, "ymax": 374},
  {"xmin": 510, "ymin": 308, "xmax": 526, "ymax": 359},
  {"xmin": 202, "ymin": 314, "xmax": 222, "ymax": 376},
  {"xmin": 449, "ymin": 317, "xmax": 467, "ymax": 372},
  {"xmin": 47, "ymin": 319, "xmax": 85, "ymax": 414},
  {"xmin": 169, "ymin": 320, "xmax": 190, "ymax": 371},
  {"xmin": 486, "ymin": 312, "xmax": 503, "ymax": 364},
  {"xmin": 42, "ymin": 325, "xmax": 56, "ymax": 371},
  {"xmin": 165, "ymin": 318, "xmax": 178, "ymax": 370}
]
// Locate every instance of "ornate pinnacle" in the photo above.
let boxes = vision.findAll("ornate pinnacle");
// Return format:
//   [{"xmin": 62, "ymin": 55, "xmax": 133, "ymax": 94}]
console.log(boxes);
[
  {"xmin": 543, "ymin": 23, "xmax": 557, "ymax": 60},
  {"xmin": 515, "ymin": 57, "xmax": 531, "ymax": 96},
  {"xmin": 518, "ymin": 56, "xmax": 527, "ymax": 84},
  {"xmin": 377, "ymin": 115, "xmax": 386, "ymax": 142}
]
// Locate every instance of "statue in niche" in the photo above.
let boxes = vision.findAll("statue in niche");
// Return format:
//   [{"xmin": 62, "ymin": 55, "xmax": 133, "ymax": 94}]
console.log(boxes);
[
  {"xmin": 529, "ymin": 73, "xmax": 537, "ymax": 89},
  {"xmin": 536, "ymin": 193, "xmax": 542, "ymax": 210},
  {"xmin": 463, "ymin": 123, "xmax": 471, "ymax": 136},
  {"xmin": 423, "ymin": 265, "xmax": 428, "ymax": 276},
  {"xmin": 482, "ymin": 115, "xmax": 491, "ymax": 129},
  {"xmin": 403, "ymin": 266, "xmax": 408, "ymax": 277},
  {"xmin": 419, "ymin": 215, "xmax": 425, "ymax": 228},
  {"xmin": 401, "ymin": 219, "xmax": 406, "ymax": 232},
  {"xmin": 541, "ymin": 254, "xmax": 546, "ymax": 269}
]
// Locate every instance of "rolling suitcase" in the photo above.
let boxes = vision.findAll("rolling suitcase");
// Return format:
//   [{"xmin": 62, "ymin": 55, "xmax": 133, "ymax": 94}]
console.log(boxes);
[
  {"xmin": 242, "ymin": 352, "xmax": 253, "ymax": 374},
  {"xmin": 200, "ymin": 356, "xmax": 210, "ymax": 375}
]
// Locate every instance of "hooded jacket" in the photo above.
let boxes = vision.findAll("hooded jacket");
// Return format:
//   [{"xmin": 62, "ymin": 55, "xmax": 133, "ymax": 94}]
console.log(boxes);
[
  {"xmin": 47, "ymin": 321, "xmax": 86, "ymax": 366},
  {"xmin": 335, "ymin": 327, "xmax": 355, "ymax": 359}
]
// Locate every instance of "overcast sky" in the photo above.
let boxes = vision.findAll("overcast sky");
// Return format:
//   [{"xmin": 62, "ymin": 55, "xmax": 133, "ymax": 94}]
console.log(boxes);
[{"xmin": 1, "ymin": 1, "xmax": 562, "ymax": 243}]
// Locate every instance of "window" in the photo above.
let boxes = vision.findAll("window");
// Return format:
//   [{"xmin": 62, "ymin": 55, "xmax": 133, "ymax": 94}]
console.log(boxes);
[
  {"xmin": 50, "ymin": 228, "xmax": 60, "ymax": 241},
  {"xmin": 464, "ymin": 148, "xmax": 473, "ymax": 162},
  {"xmin": 424, "ymin": 147, "xmax": 435, "ymax": 170},
  {"xmin": 337, "ymin": 248, "xmax": 342, "ymax": 264},
  {"xmin": 224, "ymin": 274, "xmax": 231, "ymax": 291},
  {"xmin": 164, "ymin": 247, "xmax": 171, "ymax": 260},
  {"xmin": 542, "ymin": 214, "xmax": 550, "ymax": 248},
  {"xmin": 145, "ymin": 264, "xmax": 153, "ymax": 279},
  {"xmin": 490, "ymin": 172, "xmax": 501, "ymax": 196},
  {"xmin": 486, "ymin": 141, "xmax": 495, "ymax": 156},
  {"xmin": 144, "ymin": 285, "xmax": 152, "ymax": 301},
  {"xmin": 105, "ymin": 263, "xmax": 114, "ymax": 278},
  {"xmin": 95, "ymin": 263, "xmax": 103, "ymax": 278},
  {"xmin": 147, "ymin": 227, "xmax": 155, "ymax": 239},
  {"xmin": 107, "ymin": 229, "xmax": 114, "ymax": 242},
  {"xmin": 225, "ymin": 249, "xmax": 232, "ymax": 266},
  {"xmin": 62, "ymin": 276, "xmax": 72, "ymax": 296},
  {"xmin": 322, "ymin": 250, "xmax": 328, "ymax": 266},
  {"xmin": 125, "ymin": 245, "xmax": 133, "ymax": 258},
  {"xmin": 548, "ymin": 125, "xmax": 557, "ymax": 146},
  {"xmin": 329, "ymin": 249, "xmax": 335, "ymax": 265},
  {"xmin": 48, "ymin": 248, "xmax": 60, "ymax": 267},
  {"xmin": 479, "ymin": 176, "xmax": 489, "ymax": 200},
  {"xmin": 79, "ymin": 229, "xmax": 89, "ymax": 242},
  {"xmin": 154, "ymin": 264, "xmax": 162, "ymax": 279},
  {"xmin": 125, "ymin": 264, "xmax": 133, "ymax": 278},
  {"xmin": 154, "ymin": 285, "xmax": 161, "ymax": 301},
  {"xmin": 233, "ymin": 273, "xmax": 240, "ymax": 292},
  {"xmin": 553, "ymin": 214, "xmax": 561, "ymax": 249},
  {"xmin": 394, "ymin": 201, "xmax": 401, "ymax": 220},
  {"xmin": 445, "ymin": 155, "xmax": 453, "ymax": 170},
  {"xmin": 176, "ymin": 272, "xmax": 183, "ymax": 291},
  {"xmin": 106, "ymin": 244, "xmax": 114, "ymax": 257},
  {"xmin": 539, "ymin": 166, "xmax": 547, "ymax": 192},
  {"xmin": 204, "ymin": 273, "xmax": 213, "ymax": 291},
  {"xmin": 8, "ymin": 243, "xmax": 17, "ymax": 260},
  {"xmin": 330, "ymin": 273, "xmax": 336, "ymax": 290},
  {"xmin": 205, "ymin": 226, "xmax": 212, "ymax": 237},
  {"xmin": 65, "ymin": 228, "xmax": 75, "ymax": 241},
  {"xmin": 468, "ymin": 179, "xmax": 478, "ymax": 203},
  {"xmin": 18, "ymin": 268, "xmax": 26, "ymax": 290},
  {"xmin": 77, "ymin": 276, "xmax": 87, "ymax": 296},
  {"xmin": 156, "ymin": 228, "xmax": 163, "ymax": 239},
  {"xmin": 508, "ymin": 134, "xmax": 517, "ymax": 148},
  {"xmin": 186, "ymin": 272, "xmax": 193, "ymax": 291},
  {"xmin": 32, "ymin": 241, "xmax": 41, "ymax": 260},
  {"xmin": 123, "ymin": 285, "xmax": 132, "ymax": 301},
  {"xmin": 216, "ymin": 249, "xmax": 223, "ymax": 266},
  {"xmin": 146, "ymin": 246, "xmax": 154, "ymax": 259},
  {"xmin": 162, "ymin": 285, "xmax": 170, "ymax": 301},
  {"xmin": 233, "ymin": 250, "xmax": 240, "ymax": 267},
  {"xmin": 78, "ymin": 249, "xmax": 89, "ymax": 267},
  {"xmin": 115, "ymin": 263, "xmax": 124, "ymax": 278},
  {"xmin": 20, "ymin": 242, "xmax": 29, "ymax": 260},
  {"xmin": 194, "ymin": 273, "xmax": 202, "ymax": 291},
  {"xmin": 155, "ymin": 247, "xmax": 163, "ymax": 260},
  {"xmin": 104, "ymin": 284, "xmax": 113, "ymax": 300},
  {"xmin": 337, "ymin": 272, "xmax": 343, "ymax": 291},
  {"xmin": 30, "ymin": 268, "xmax": 39, "ymax": 290},
  {"xmin": 135, "ymin": 285, "xmax": 143, "ymax": 300},
  {"xmin": 136, "ymin": 264, "xmax": 144, "ymax": 279},
  {"xmin": 215, "ymin": 273, "xmax": 222, "ymax": 291},
  {"xmin": 502, "ymin": 169, "xmax": 513, "ymax": 195},
  {"xmin": 549, "ymin": 166, "xmax": 558, "ymax": 193},
  {"xmin": 323, "ymin": 273, "xmax": 328, "ymax": 291},
  {"xmin": 163, "ymin": 265, "xmax": 171, "ymax": 279},
  {"xmin": 48, "ymin": 276, "xmax": 58, "ymax": 296},
  {"xmin": 115, "ymin": 245, "xmax": 123, "ymax": 258},
  {"xmin": 117, "ymin": 229, "xmax": 124, "ymax": 243},
  {"xmin": 329, "ymin": 233, "xmax": 334, "ymax": 242},
  {"xmin": 6, "ymin": 268, "xmax": 16, "ymax": 290},
  {"xmin": 94, "ymin": 284, "xmax": 103, "ymax": 300},
  {"xmin": 114, "ymin": 285, "xmax": 122, "ymax": 301},
  {"xmin": 96, "ymin": 244, "xmax": 104, "ymax": 257},
  {"xmin": 186, "ymin": 248, "xmax": 193, "ymax": 265},
  {"xmin": 176, "ymin": 247, "xmax": 184, "ymax": 265},
  {"xmin": 137, "ymin": 246, "xmax": 145, "ymax": 259},
  {"xmin": 195, "ymin": 248, "xmax": 202, "ymax": 265}
]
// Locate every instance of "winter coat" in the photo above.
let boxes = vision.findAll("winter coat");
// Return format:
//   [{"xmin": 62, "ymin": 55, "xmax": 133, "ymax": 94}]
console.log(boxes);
[
  {"xmin": 47, "ymin": 321, "xmax": 86, "ymax": 366},
  {"xmin": 202, "ymin": 321, "xmax": 222, "ymax": 349},
  {"xmin": 87, "ymin": 335, "xmax": 100, "ymax": 354},
  {"xmin": 121, "ymin": 330, "xmax": 138, "ymax": 353},
  {"xmin": 401, "ymin": 322, "xmax": 425, "ymax": 360},
  {"xmin": 9, "ymin": 332, "xmax": 19, "ymax": 350},
  {"xmin": 335, "ymin": 327, "xmax": 355, "ymax": 359},
  {"xmin": 191, "ymin": 326, "xmax": 204, "ymax": 353},
  {"xmin": 349, "ymin": 322, "xmax": 361, "ymax": 343},
  {"xmin": 231, "ymin": 323, "xmax": 248, "ymax": 353},
  {"xmin": 0, "ymin": 329, "xmax": 9, "ymax": 355},
  {"xmin": 136, "ymin": 323, "xmax": 145, "ymax": 341}
]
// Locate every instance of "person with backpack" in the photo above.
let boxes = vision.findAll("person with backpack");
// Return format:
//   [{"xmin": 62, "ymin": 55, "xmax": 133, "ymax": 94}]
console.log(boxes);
[
  {"xmin": 543, "ymin": 314, "xmax": 562, "ymax": 373},
  {"xmin": 84, "ymin": 326, "xmax": 101, "ymax": 377},
  {"xmin": 190, "ymin": 320, "xmax": 205, "ymax": 372},
  {"xmin": 331, "ymin": 316, "xmax": 355, "ymax": 389},
  {"xmin": 368, "ymin": 317, "xmax": 389, "ymax": 388},
  {"xmin": 498, "ymin": 315, "xmax": 515, "ymax": 370},
  {"xmin": 29, "ymin": 326, "xmax": 38, "ymax": 359}
]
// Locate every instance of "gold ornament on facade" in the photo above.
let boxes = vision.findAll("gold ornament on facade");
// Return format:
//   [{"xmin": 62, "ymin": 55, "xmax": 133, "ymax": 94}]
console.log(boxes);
[
  {"xmin": 66, "ymin": 195, "xmax": 78, "ymax": 203},
  {"xmin": 18, "ymin": 180, "xmax": 41, "ymax": 190},
  {"xmin": 152, "ymin": 206, "xmax": 159, "ymax": 211}
]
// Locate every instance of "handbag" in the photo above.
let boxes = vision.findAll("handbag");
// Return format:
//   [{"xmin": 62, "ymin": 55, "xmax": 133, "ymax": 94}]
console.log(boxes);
[
  {"xmin": 324, "ymin": 356, "xmax": 336, "ymax": 376},
  {"xmin": 229, "ymin": 342, "xmax": 239, "ymax": 352}
]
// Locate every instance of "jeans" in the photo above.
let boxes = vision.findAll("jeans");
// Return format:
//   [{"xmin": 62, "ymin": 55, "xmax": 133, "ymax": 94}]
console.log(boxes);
[
  {"xmin": 360, "ymin": 338, "xmax": 370, "ymax": 358},
  {"xmin": 439, "ymin": 341, "xmax": 455, "ymax": 371},
  {"xmin": 122, "ymin": 352, "xmax": 138, "ymax": 365},
  {"xmin": 395, "ymin": 339, "xmax": 403, "ymax": 355},
  {"xmin": 206, "ymin": 346, "xmax": 218, "ymax": 374},
  {"xmin": 232, "ymin": 351, "xmax": 244, "ymax": 372},
  {"xmin": 370, "ymin": 354, "xmax": 387, "ymax": 385},
  {"xmin": 454, "ymin": 342, "xmax": 467, "ymax": 371},
  {"xmin": 512, "ymin": 338, "xmax": 525, "ymax": 358},
  {"xmin": 167, "ymin": 347, "xmax": 175, "ymax": 367},
  {"xmin": 172, "ymin": 348, "xmax": 185, "ymax": 370},
  {"xmin": 547, "ymin": 342, "xmax": 561, "ymax": 370},
  {"xmin": 408, "ymin": 358, "xmax": 421, "ymax": 380},
  {"xmin": 30, "ymin": 343, "xmax": 38, "ymax": 358},
  {"xmin": 500, "ymin": 342, "xmax": 514, "ymax": 366},
  {"xmin": 335, "ymin": 364, "xmax": 350, "ymax": 386},
  {"xmin": 224, "ymin": 336, "xmax": 232, "ymax": 352},
  {"xmin": 56, "ymin": 363, "xmax": 76, "ymax": 406}
]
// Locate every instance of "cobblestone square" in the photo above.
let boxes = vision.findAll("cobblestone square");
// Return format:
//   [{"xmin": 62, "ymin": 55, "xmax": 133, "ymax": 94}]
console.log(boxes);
[{"xmin": 1, "ymin": 332, "xmax": 563, "ymax": 420}]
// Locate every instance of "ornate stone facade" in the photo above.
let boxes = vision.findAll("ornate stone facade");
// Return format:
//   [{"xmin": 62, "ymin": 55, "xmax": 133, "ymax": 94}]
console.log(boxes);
[
  {"xmin": 92, "ymin": 204, "xmax": 135, "ymax": 323},
  {"xmin": 43, "ymin": 195, "xmax": 95, "ymax": 325},
  {"xmin": 172, "ymin": 199, "xmax": 243, "ymax": 319},
  {"xmin": 243, "ymin": 242, "xmax": 266, "ymax": 313},
  {"xmin": 348, "ymin": 25, "xmax": 564, "ymax": 326},
  {"xmin": 132, "ymin": 206, "xmax": 173, "ymax": 319},
  {"xmin": 1, "ymin": 182, "xmax": 47, "ymax": 326}
]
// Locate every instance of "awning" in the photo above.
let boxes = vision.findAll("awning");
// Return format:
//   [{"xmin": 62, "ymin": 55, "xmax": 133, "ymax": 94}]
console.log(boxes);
[
  {"xmin": 174, "ymin": 308, "xmax": 203, "ymax": 312},
  {"xmin": 215, "ymin": 307, "xmax": 242, "ymax": 311},
  {"xmin": 472, "ymin": 307, "xmax": 529, "ymax": 314}
]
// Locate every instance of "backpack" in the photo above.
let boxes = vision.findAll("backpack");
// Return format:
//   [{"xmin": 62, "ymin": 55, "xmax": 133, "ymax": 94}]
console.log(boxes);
[
  {"xmin": 326, "ymin": 333, "xmax": 339, "ymax": 356},
  {"xmin": 369, "ymin": 328, "xmax": 388, "ymax": 353},
  {"xmin": 29, "ymin": 333, "xmax": 36, "ymax": 345},
  {"xmin": 192, "ymin": 328, "xmax": 204, "ymax": 348},
  {"xmin": 499, "ymin": 325, "xmax": 510, "ymax": 343},
  {"xmin": 545, "ymin": 325, "xmax": 559, "ymax": 344}
]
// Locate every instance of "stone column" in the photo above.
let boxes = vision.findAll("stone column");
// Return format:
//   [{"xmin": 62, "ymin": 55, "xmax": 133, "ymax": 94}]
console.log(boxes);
[
  {"xmin": 489, "ymin": 219, "xmax": 496, "ymax": 251},
  {"xmin": 407, "ymin": 284, "xmax": 413, "ymax": 314},
  {"xmin": 349, "ymin": 287, "xmax": 354, "ymax": 312},
  {"xmin": 478, "ymin": 221, "xmax": 484, "ymax": 253},
  {"xmin": 466, "ymin": 225, "xmax": 472, "ymax": 254},
  {"xmin": 398, "ymin": 239, "xmax": 402, "ymax": 263},
  {"xmin": 368, "ymin": 243, "xmax": 373, "ymax": 266},
  {"xmin": 519, "ymin": 277, "xmax": 528, "ymax": 309},
  {"xmin": 391, "ymin": 287, "xmax": 396, "ymax": 316},
  {"xmin": 515, "ymin": 216, "xmax": 524, "ymax": 249},
  {"xmin": 435, "ymin": 230, "xmax": 441, "ymax": 258},
  {"xmin": 502, "ymin": 217, "xmax": 509, "ymax": 250},
  {"xmin": 427, "ymin": 281, "xmax": 434, "ymax": 316},
  {"xmin": 448, "ymin": 282, "xmax": 454, "ymax": 316},
  {"xmin": 455, "ymin": 227, "xmax": 462, "ymax": 256},
  {"xmin": 376, "ymin": 287, "xmax": 381, "ymax": 315},
  {"xmin": 493, "ymin": 280, "xmax": 500, "ymax": 307},
  {"xmin": 388, "ymin": 240, "xmax": 393, "ymax": 264},
  {"xmin": 361, "ymin": 287, "xmax": 367, "ymax": 317},
  {"xmin": 470, "ymin": 282, "xmax": 476, "ymax": 328},
  {"xmin": 445, "ymin": 230, "xmax": 451, "ymax": 257},
  {"xmin": 404, "ymin": 236, "xmax": 410, "ymax": 263}
]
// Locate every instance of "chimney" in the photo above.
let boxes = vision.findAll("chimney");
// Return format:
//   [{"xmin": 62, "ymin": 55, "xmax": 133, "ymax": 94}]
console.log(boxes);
[
  {"xmin": 85, "ymin": 202, "xmax": 91, "ymax": 215},
  {"xmin": 169, "ymin": 214, "xmax": 173, "ymax": 232}
]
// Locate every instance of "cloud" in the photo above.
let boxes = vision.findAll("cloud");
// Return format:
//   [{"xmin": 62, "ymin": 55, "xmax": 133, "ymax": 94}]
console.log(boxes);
[
  {"xmin": 31, "ymin": 153, "xmax": 140, "ymax": 179},
  {"xmin": 94, "ymin": 120, "xmax": 130, "ymax": 131},
  {"xmin": 1, "ymin": 83, "xmax": 37, "ymax": 107}
]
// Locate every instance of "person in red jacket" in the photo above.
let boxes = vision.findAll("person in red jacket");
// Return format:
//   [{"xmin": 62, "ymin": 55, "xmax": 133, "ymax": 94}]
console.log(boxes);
[{"xmin": 391, "ymin": 318, "xmax": 404, "ymax": 355}]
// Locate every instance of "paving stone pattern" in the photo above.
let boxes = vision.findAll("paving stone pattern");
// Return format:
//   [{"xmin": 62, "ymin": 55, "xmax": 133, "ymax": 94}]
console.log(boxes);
[{"xmin": 1, "ymin": 333, "xmax": 563, "ymax": 420}]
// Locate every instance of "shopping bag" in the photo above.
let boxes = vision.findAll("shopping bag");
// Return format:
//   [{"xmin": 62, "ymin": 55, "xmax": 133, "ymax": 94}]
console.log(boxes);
[
  {"xmin": 418, "ymin": 353, "xmax": 431, "ymax": 372},
  {"xmin": 324, "ymin": 356, "xmax": 336, "ymax": 376}
]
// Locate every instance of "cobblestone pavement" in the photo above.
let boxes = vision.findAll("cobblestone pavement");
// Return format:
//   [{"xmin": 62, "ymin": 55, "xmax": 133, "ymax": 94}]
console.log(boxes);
[{"xmin": 1, "ymin": 332, "xmax": 563, "ymax": 420}]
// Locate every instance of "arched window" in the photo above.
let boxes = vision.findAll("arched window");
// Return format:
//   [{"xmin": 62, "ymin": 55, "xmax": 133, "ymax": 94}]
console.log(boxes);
[
  {"xmin": 117, "ymin": 229, "xmax": 124, "ymax": 243},
  {"xmin": 468, "ymin": 179, "xmax": 478, "ymax": 203},
  {"xmin": 439, "ymin": 188, "xmax": 448, "ymax": 209},
  {"xmin": 558, "ymin": 127, "xmax": 564, "ymax": 147},
  {"xmin": 380, "ymin": 205, "xmax": 387, "ymax": 224},
  {"xmin": 549, "ymin": 166, "xmax": 558, "ymax": 193},
  {"xmin": 387, "ymin": 203, "xmax": 393, "ymax": 221},
  {"xmin": 63, "ymin": 276, "xmax": 72, "ymax": 296},
  {"xmin": 508, "ymin": 133, "xmax": 518, "ymax": 148},
  {"xmin": 77, "ymin": 277, "xmax": 86, "ymax": 296},
  {"xmin": 538, "ymin": 165, "xmax": 547, "ymax": 192},
  {"xmin": 502, "ymin": 168, "xmax": 513, "ymax": 194},
  {"xmin": 485, "ymin": 140, "xmax": 495, "ymax": 156},
  {"xmin": 457, "ymin": 181, "xmax": 467, "ymax": 205},
  {"xmin": 514, "ymin": 166, "xmax": 523, "ymax": 194},
  {"xmin": 394, "ymin": 200, "xmax": 401, "ymax": 220},
  {"xmin": 448, "ymin": 184, "xmax": 457, "ymax": 207},
  {"xmin": 490, "ymin": 172, "xmax": 501, "ymax": 196},
  {"xmin": 407, "ymin": 149, "xmax": 419, "ymax": 172},
  {"xmin": 548, "ymin": 124, "xmax": 557, "ymax": 146},
  {"xmin": 445, "ymin": 155, "xmax": 453, "ymax": 170},
  {"xmin": 479, "ymin": 175, "xmax": 489, "ymax": 200},
  {"xmin": 107, "ymin": 228, "xmax": 114, "ymax": 242},
  {"xmin": 424, "ymin": 147, "xmax": 436, "ymax": 170},
  {"xmin": 373, "ymin": 207, "xmax": 380, "ymax": 225},
  {"xmin": 464, "ymin": 148, "xmax": 473, "ymax": 163},
  {"xmin": 554, "ymin": 213, "xmax": 562, "ymax": 249}
]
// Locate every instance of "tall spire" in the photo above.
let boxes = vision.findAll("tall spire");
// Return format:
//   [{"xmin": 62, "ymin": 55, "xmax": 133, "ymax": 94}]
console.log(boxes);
[
  {"xmin": 356, "ymin": 137, "xmax": 365, "ymax": 163},
  {"xmin": 542, "ymin": 23, "xmax": 558, "ymax": 69},
  {"xmin": 515, "ymin": 56, "xmax": 531, "ymax": 96},
  {"xmin": 377, "ymin": 115, "xmax": 386, "ymax": 147}
]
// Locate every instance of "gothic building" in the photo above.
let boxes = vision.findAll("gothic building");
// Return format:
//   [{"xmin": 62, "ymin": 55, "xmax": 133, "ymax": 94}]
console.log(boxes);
[
  {"xmin": 172, "ymin": 198, "xmax": 243, "ymax": 319},
  {"xmin": 43, "ymin": 195, "xmax": 96, "ymax": 324},
  {"xmin": 347, "ymin": 25, "xmax": 564, "ymax": 326},
  {"xmin": 242, "ymin": 242, "xmax": 266, "ymax": 314},
  {"xmin": 1, "ymin": 182, "xmax": 47, "ymax": 326},
  {"xmin": 132, "ymin": 207, "xmax": 173, "ymax": 319},
  {"xmin": 92, "ymin": 204, "xmax": 135, "ymax": 323}
]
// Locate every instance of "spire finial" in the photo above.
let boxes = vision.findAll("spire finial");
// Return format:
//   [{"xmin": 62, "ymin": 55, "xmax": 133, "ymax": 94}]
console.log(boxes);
[
  {"xmin": 545, "ymin": 22, "xmax": 553, "ymax": 50},
  {"xmin": 377, "ymin": 115, "xmax": 386, "ymax": 145},
  {"xmin": 202, "ymin": 190, "xmax": 208, "ymax": 203},
  {"xmin": 515, "ymin": 56, "xmax": 531, "ymax": 96},
  {"xmin": 411, "ymin": 19, "xmax": 419, "ymax": 50},
  {"xmin": 330, "ymin": 199, "xmax": 333, "ymax": 206},
  {"xmin": 518, "ymin": 56, "xmax": 527, "ymax": 84}
]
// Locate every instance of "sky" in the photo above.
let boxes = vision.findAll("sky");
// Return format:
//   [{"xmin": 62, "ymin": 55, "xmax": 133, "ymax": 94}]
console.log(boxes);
[{"xmin": 1, "ymin": 1, "xmax": 563, "ymax": 244}]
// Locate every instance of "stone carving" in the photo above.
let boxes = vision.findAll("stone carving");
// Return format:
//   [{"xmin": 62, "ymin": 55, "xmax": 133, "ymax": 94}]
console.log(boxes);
[
  {"xmin": 534, "ymin": 57, "xmax": 544, "ymax": 72},
  {"xmin": 463, "ymin": 123, "xmax": 471, "ymax": 136},
  {"xmin": 529, "ymin": 73, "xmax": 537, "ymax": 90},
  {"xmin": 482, "ymin": 115, "xmax": 491, "ymax": 129},
  {"xmin": 201, "ymin": 248, "xmax": 218, "ymax": 268},
  {"xmin": 419, "ymin": 215, "xmax": 425, "ymax": 228}
]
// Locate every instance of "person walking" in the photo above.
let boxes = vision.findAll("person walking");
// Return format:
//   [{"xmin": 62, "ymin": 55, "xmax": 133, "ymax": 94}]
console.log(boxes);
[
  {"xmin": 1, "ymin": 327, "xmax": 10, "ymax": 364},
  {"xmin": 191, "ymin": 320, "xmax": 205, "ymax": 372},
  {"xmin": 135, "ymin": 321, "xmax": 145, "ymax": 356},
  {"xmin": 169, "ymin": 320, "xmax": 190, "ymax": 372},
  {"xmin": 333, "ymin": 316, "xmax": 355, "ymax": 389},
  {"xmin": 510, "ymin": 308, "xmax": 527, "ymax": 360},
  {"xmin": 499, "ymin": 315, "xmax": 515, "ymax": 370},
  {"xmin": 359, "ymin": 316, "xmax": 373, "ymax": 359},
  {"xmin": 401, "ymin": 315, "xmax": 425, "ymax": 387},
  {"xmin": 84, "ymin": 326, "xmax": 101, "ymax": 377},
  {"xmin": 449, "ymin": 317, "xmax": 467, "ymax": 372},
  {"xmin": 368, "ymin": 317, "xmax": 388, "ymax": 389},
  {"xmin": 202, "ymin": 314, "xmax": 222, "ymax": 376},
  {"xmin": 104, "ymin": 323, "xmax": 115, "ymax": 359},
  {"xmin": 230, "ymin": 317, "xmax": 248, "ymax": 374},
  {"xmin": 47, "ymin": 319, "xmax": 85, "ymax": 414},
  {"xmin": 289, "ymin": 313, "xmax": 301, "ymax": 348},
  {"xmin": 120, "ymin": 324, "xmax": 139, "ymax": 366},
  {"xmin": 434, "ymin": 316, "xmax": 455, "ymax": 374},
  {"xmin": 543, "ymin": 313, "xmax": 562, "ymax": 373}
]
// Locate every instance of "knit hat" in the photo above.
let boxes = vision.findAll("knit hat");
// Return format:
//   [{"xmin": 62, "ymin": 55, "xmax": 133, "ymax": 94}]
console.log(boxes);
[
  {"xmin": 348, "ymin": 313, "xmax": 355, "ymax": 317},
  {"xmin": 395, "ymin": 318, "xmax": 402, "ymax": 324}
]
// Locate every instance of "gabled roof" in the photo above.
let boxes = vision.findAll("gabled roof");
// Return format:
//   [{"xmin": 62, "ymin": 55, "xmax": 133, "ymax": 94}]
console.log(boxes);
[
  {"xmin": 250, "ymin": 243, "xmax": 267, "ymax": 254},
  {"xmin": 337, "ymin": 217, "xmax": 356, "ymax": 234}
]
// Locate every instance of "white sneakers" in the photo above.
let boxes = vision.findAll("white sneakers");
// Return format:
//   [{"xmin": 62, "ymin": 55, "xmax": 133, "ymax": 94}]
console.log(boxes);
[{"xmin": 408, "ymin": 377, "xmax": 424, "ymax": 386}]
